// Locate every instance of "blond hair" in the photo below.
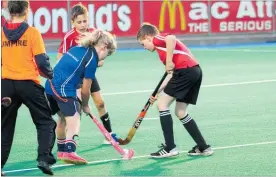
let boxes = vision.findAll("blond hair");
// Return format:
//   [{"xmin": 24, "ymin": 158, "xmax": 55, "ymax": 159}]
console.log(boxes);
[{"xmin": 77, "ymin": 30, "xmax": 117, "ymax": 56}]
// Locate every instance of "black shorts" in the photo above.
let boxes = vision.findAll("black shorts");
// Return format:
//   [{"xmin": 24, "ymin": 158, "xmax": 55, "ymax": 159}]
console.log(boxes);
[
  {"xmin": 164, "ymin": 65, "xmax": 202, "ymax": 105},
  {"xmin": 77, "ymin": 77, "xmax": 101, "ymax": 93},
  {"xmin": 46, "ymin": 94, "xmax": 81, "ymax": 117},
  {"xmin": 90, "ymin": 77, "xmax": 101, "ymax": 93}
]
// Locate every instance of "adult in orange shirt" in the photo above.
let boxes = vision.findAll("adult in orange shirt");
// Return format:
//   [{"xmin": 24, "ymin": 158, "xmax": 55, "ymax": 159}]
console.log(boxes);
[{"xmin": 1, "ymin": 1, "xmax": 56, "ymax": 175}]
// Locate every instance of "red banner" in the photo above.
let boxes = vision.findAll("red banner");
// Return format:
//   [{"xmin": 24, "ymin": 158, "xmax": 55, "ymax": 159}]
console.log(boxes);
[
  {"xmin": 28, "ymin": 1, "xmax": 68, "ymax": 39},
  {"xmin": 28, "ymin": 1, "xmax": 140, "ymax": 39},
  {"xmin": 3, "ymin": 0, "xmax": 275, "ymax": 38},
  {"xmin": 143, "ymin": 0, "xmax": 209, "ymax": 35},
  {"xmin": 210, "ymin": 0, "xmax": 274, "ymax": 33},
  {"xmin": 274, "ymin": 1, "xmax": 276, "ymax": 31},
  {"xmin": 70, "ymin": 1, "xmax": 140, "ymax": 37}
]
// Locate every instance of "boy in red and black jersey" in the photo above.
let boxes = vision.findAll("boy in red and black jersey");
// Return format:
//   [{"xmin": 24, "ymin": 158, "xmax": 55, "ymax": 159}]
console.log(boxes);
[{"xmin": 137, "ymin": 23, "xmax": 214, "ymax": 158}]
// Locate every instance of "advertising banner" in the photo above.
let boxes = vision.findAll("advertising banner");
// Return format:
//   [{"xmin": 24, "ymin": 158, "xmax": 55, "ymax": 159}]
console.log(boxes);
[
  {"xmin": 143, "ymin": 0, "xmax": 209, "ymax": 34},
  {"xmin": 274, "ymin": 1, "xmax": 276, "ymax": 32},
  {"xmin": 28, "ymin": 1, "xmax": 140, "ymax": 39},
  {"xmin": 28, "ymin": 1, "xmax": 68, "ymax": 39},
  {"xmin": 210, "ymin": 0, "xmax": 274, "ymax": 33},
  {"xmin": 70, "ymin": 1, "xmax": 140, "ymax": 36}
]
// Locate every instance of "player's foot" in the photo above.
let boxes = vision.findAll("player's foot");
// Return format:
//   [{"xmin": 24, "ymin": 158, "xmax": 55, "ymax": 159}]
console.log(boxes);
[
  {"xmin": 187, "ymin": 145, "xmax": 214, "ymax": 156},
  {"xmin": 62, "ymin": 152, "xmax": 88, "ymax": 165},
  {"xmin": 37, "ymin": 161, "xmax": 53, "ymax": 175},
  {"xmin": 150, "ymin": 143, "xmax": 179, "ymax": 158},
  {"xmin": 57, "ymin": 151, "xmax": 65, "ymax": 160},
  {"xmin": 102, "ymin": 132, "xmax": 119, "ymax": 145}
]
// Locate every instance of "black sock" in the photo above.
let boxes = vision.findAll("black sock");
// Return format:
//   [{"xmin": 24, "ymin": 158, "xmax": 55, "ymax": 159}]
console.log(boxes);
[
  {"xmin": 100, "ymin": 112, "xmax": 112, "ymax": 133},
  {"xmin": 160, "ymin": 110, "xmax": 176, "ymax": 151},
  {"xmin": 180, "ymin": 114, "xmax": 208, "ymax": 150}
]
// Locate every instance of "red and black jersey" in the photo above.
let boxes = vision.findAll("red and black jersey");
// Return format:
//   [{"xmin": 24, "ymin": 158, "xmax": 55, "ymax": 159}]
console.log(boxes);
[
  {"xmin": 153, "ymin": 33, "xmax": 198, "ymax": 69},
  {"xmin": 58, "ymin": 27, "xmax": 96, "ymax": 54}
]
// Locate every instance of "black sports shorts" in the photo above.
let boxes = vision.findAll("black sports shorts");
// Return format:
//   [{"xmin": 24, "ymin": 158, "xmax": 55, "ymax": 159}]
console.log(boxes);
[
  {"xmin": 76, "ymin": 77, "xmax": 101, "ymax": 93},
  {"xmin": 164, "ymin": 65, "xmax": 202, "ymax": 105}
]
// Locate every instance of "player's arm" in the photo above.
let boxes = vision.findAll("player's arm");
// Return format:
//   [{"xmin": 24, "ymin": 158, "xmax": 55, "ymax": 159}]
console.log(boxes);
[
  {"xmin": 157, "ymin": 73, "xmax": 172, "ymax": 93},
  {"xmin": 57, "ymin": 35, "xmax": 72, "ymax": 61},
  {"xmin": 81, "ymin": 53, "xmax": 97, "ymax": 107},
  {"xmin": 32, "ymin": 29, "xmax": 53, "ymax": 79},
  {"xmin": 165, "ymin": 35, "xmax": 176, "ymax": 74},
  {"xmin": 81, "ymin": 78, "xmax": 92, "ymax": 107}
]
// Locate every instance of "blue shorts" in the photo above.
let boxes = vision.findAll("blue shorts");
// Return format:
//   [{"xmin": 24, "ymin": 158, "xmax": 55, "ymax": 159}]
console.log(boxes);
[{"xmin": 46, "ymin": 94, "xmax": 81, "ymax": 117}]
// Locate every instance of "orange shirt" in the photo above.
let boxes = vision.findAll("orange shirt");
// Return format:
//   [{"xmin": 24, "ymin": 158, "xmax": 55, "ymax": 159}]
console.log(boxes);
[{"xmin": 1, "ymin": 26, "xmax": 46, "ymax": 84}]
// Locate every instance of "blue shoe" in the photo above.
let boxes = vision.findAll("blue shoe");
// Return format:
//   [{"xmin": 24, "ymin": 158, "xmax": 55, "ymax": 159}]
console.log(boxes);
[{"xmin": 102, "ymin": 132, "xmax": 119, "ymax": 145}]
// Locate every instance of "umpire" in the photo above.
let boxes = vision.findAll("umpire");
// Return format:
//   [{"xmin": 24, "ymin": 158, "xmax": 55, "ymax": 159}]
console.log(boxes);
[{"xmin": 1, "ymin": 0, "xmax": 56, "ymax": 175}]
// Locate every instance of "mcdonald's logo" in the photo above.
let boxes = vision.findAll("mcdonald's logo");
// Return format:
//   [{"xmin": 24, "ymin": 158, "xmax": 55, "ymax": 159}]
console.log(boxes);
[{"xmin": 159, "ymin": 0, "xmax": 186, "ymax": 31}]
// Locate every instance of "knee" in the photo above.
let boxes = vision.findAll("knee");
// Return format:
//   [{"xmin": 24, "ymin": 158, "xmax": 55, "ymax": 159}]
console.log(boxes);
[
  {"xmin": 175, "ymin": 109, "xmax": 188, "ymax": 119},
  {"xmin": 95, "ymin": 100, "xmax": 105, "ymax": 110},
  {"xmin": 157, "ymin": 101, "xmax": 169, "ymax": 112}
]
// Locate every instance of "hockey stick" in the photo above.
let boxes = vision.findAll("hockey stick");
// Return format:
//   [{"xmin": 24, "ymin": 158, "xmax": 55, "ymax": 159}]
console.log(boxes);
[
  {"xmin": 2, "ymin": 97, "xmax": 12, "ymax": 108},
  {"xmin": 118, "ymin": 72, "xmax": 168, "ymax": 145},
  {"xmin": 87, "ymin": 113, "xmax": 135, "ymax": 160}
]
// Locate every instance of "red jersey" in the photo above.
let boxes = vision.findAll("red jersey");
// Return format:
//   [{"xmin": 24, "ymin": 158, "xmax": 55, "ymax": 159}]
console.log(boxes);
[
  {"xmin": 153, "ymin": 34, "xmax": 198, "ymax": 69},
  {"xmin": 58, "ymin": 27, "xmax": 95, "ymax": 53}
]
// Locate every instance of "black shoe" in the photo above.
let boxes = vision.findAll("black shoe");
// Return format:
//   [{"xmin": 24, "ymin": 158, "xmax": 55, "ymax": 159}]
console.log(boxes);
[
  {"xmin": 150, "ymin": 143, "xmax": 179, "ymax": 158},
  {"xmin": 37, "ymin": 161, "xmax": 53, "ymax": 175}
]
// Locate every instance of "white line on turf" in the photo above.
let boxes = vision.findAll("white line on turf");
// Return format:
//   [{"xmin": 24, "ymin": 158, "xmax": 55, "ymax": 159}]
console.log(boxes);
[
  {"xmin": 102, "ymin": 79, "xmax": 276, "ymax": 96},
  {"xmin": 4, "ymin": 140, "xmax": 276, "ymax": 174}
]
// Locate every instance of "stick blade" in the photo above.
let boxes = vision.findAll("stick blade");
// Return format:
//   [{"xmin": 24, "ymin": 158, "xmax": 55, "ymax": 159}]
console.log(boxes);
[
  {"xmin": 122, "ymin": 149, "xmax": 135, "ymax": 160},
  {"xmin": 118, "ymin": 138, "xmax": 131, "ymax": 145}
]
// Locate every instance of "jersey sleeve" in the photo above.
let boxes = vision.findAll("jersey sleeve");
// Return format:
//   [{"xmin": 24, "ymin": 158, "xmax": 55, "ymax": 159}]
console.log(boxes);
[
  {"xmin": 153, "ymin": 34, "xmax": 168, "ymax": 48},
  {"xmin": 31, "ymin": 28, "xmax": 46, "ymax": 55},
  {"xmin": 58, "ymin": 33, "xmax": 73, "ymax": 54},
  {"xmin": 84, "ymin": 52, "xmax": 97, "ymax": 80},
  {"xmin": 58, "ymin": 40, "xmax": 64, "ymax": 53},
  {"xmin": 1, "ymin": 16, "xmax": 6, "ymax": 26}
]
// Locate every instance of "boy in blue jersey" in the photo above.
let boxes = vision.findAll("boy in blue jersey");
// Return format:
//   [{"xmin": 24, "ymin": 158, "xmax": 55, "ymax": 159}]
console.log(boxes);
[{"xmin": 45, "ymin": 30, "xmax": 117, "ymax": 164}]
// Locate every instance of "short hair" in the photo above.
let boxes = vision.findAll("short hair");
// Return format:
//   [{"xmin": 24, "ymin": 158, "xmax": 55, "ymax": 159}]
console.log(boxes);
[
  {"xmin": 137, "ymin": 22, "xmax": 159, "ymax": 40},
  {"xmin": 71, "ymin": 3, "xmax": 88, "ymax": 21},
  {"xmin": 8, "ymin": 0, "xmax": 29, "ymax": 17}
]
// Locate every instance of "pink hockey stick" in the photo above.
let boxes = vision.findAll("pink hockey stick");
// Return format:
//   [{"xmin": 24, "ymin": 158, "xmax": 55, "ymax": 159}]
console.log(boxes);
[{"xmin": 87, "ymin": 113, "xmax": 134, "ymax": 160}]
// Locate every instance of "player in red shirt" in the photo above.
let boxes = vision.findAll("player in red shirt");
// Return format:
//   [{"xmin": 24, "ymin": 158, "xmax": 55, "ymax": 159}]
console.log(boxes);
[
  {"xmin": 1, "ymin": 0, "xmax": 11, "ymax": 25},
  {"xmin": 137, "ymin": 23, "xmax": 214, "ymax": 158},
  {"xmin": 55, "ymin": 3, "xmax": 117, "ymax": 161}
]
